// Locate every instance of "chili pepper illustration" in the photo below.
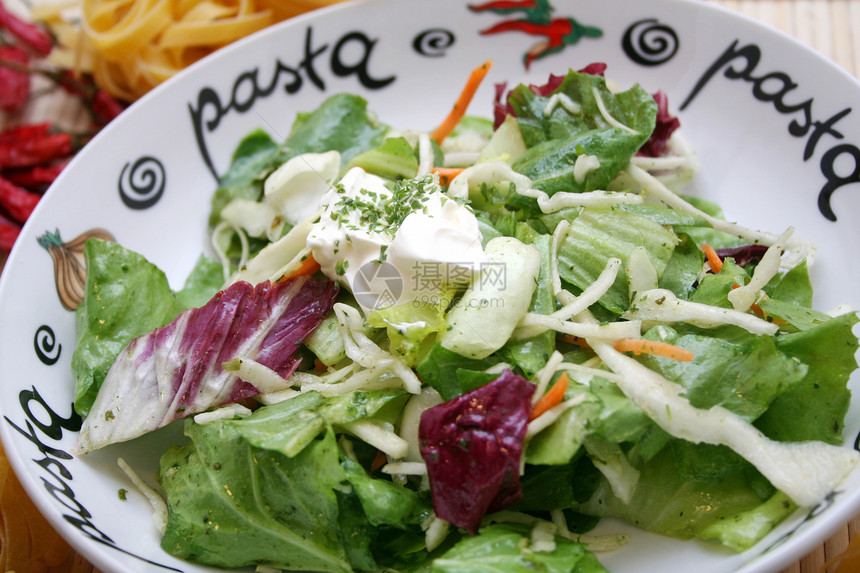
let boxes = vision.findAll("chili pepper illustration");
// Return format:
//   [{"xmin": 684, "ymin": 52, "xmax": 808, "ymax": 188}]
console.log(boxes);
[{"xmin": 469, "ymin": 0, "xmax": 602, "ymax": 68}]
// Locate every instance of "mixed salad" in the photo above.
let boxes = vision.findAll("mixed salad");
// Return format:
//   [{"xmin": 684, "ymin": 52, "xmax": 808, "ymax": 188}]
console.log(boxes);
[{"xmin": 70, "ymin": 63, "xmax": 860, "ymax": 573}]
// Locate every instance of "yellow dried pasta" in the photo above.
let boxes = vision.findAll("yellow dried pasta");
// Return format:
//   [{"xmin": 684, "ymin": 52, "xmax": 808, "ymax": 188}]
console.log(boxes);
[{"xmin": 36, "ymin": 0, "xmax": 349, "ymax": 102}]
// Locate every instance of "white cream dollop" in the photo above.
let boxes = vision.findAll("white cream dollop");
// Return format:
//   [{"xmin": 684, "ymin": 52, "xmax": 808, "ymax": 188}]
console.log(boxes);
[{"xmin": 307, "ymin": 167, "xmax": 486, "ymax": 311}]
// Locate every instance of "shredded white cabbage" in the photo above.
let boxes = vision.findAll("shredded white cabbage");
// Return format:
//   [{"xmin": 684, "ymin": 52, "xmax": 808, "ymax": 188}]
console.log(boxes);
[
  {"xmin": 517, "ymin": 313, "xmax": 641, "ymax": 341},
  {"xmin": 381, "ymin": 461, "xmax": 428, "ymax": 475},
  {"xmin": 333, "ymin": 303, "xmax": 422, "ymax": 394},
  {"xmin": 530, "ymin": 519, "xmax": 558, "ymax": 553},
  {"xmin": 532, "ymin": 351, "xmax": 565, "ymax": 403},
  {"xmin": 624, "ymin": 288, "xmax": 779, "ymax": 336},
  {"xmin": 573, "ymin": 154, "xmax": 601, "ymax": 185},
  {"xmin": 525, "ymin": 396, "xmax": 586, "ymax": 439},
  {"xmin": 584, "ymin": 314, "xmax": 860, "ymax": 509},
  {"xmin": 626, "ymin": 164, "xmax": 816, "ymax": 267},
  {"xmin": 229, "ymin": 214, "xmax": 317, "ymax": 286},
  {"xmin": 625, "ymin": 246, "xmax": 658, "ymax": 300},
  {"xmin": 193, "ymin": 403, "xmax": 252, "ymax": 424},
  {"xmin": 222, "ymin": 357, "xmax": 297, "ymax": 394},
  {"xmin": 728, "ymin": 227, "xmax": 794, "ymax": 312},
  {"xmin": 417, "ymin": 132, "xmax": 434, "ymax": 175},
  {"xmin": 517, "ymin": 186, "xmax": 643, "ymax": 213},
  {"xmin": 424, "ymin": 515, "xmax": 451, "ymax": 552},
  {"xmin": 513, "ymin": 257, "xmax": 622, "ymax": 341},
  {"xmin": 117, "ymin": 457, "xmax": 168, "ymax": 534},
  {"xmin": 211, "ymin": 220, "xmax": 249, "ymax": 284},
  {"xmin": 544, "ymin": 92, "xmax": 581, "ymax": 117},
  {"xmin": 583, "ymin": 437, "xmax": 640, "ymax": 505},
  {"xmin": 340, "ymin": 419, "xmax": 409, "ymax": 460},
  {"xmin": 485, "ymin": 510, "xmax": 628, "ymax": 552}
]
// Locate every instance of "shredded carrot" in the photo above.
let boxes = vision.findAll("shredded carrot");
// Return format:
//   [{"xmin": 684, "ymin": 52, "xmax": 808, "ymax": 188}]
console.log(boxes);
[
  {"xmin": 277, "ymin": 253, "xmax": 320, "ymax": 283},
  {"xmin": 613, "ymin": 338, "xmax": 695, "ymax": 362},
  {"xmin": 430, "ymin": 60, "xmax": 493, "ymax": 145},
  {"xmin": 431, "ymin": 167, "xmax": 465, "ymax": 186},
  {"xmin": 560, "ymin": 334, "xmax": 592, "ymax": 349},
  {"xmin": 530, "ymin": 372, "xmax": 569, "ymax": 421},
  {"xmin": 702, "ymin": 243, "xmax": 723, "ymax": 273},
  {"xmin": 370, "ymin": 450, "xmax": 388, "ymax": 472}
]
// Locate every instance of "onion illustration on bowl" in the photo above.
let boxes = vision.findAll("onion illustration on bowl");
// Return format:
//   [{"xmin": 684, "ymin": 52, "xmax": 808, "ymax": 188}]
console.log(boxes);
[{"xmin": 37, "ymin": 228, "xmax": 115, "ymax": 311}]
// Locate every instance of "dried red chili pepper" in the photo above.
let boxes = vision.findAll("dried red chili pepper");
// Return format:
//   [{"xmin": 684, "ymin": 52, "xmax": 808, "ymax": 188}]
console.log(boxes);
[
  {"xmin": 0, "ymin": 217, "xmax": 20, "ymax": 252},
  {"xmin": 0, "ymin": 2, "xmax": 53, "ymax": 57},
  {"xmin": 0, "ymin": 122, "xmax": 51, "ymax": 144},
  {"xmin": 0, "ymin": 44, "xmax": 30, "ymax": 113},
  {"xmin": 55, "ymin": 69, "xmax": 88, "ymax": 97},
  {"xmin": 50, "ymin": 72, "xmax": 125, "ymax": 126},
  {"xmin": 91, "ymin": 90, "xmax": 124, "ymax": 125},
  {"xmin": 3, "ymin": 161, "xmax": 66, "ymax": 189},
  {"xmin": 0, "ymin": 174, "xmax": 41, "ymax": 222},
  {"xmin": 0, "ymin": 130, "xmax": 73, "ymax": 169}
]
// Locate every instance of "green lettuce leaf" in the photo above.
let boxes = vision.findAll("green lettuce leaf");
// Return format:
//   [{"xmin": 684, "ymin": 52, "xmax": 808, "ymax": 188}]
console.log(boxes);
[
  {"xmin": 225, "ymin": 389, "xmax": 408, "ymax": 458},
  {"xmin": 764, "ymin": 259, "xmax": 814, "ymax": 307},
  {"xmin": 578, "ymin": 445, "xmax": 770, "ymax": 542},
  {"xmin": 755, "ymin": 312, "xmax": 859, "ymax": 444},
  {"xmin": 554, "ymin": 207, "xmax": 678, "ymax": 313},
  {"xmin": 636, "ymin": 325, "xmax": 808, "ymax": 422},
  {"xmin": 431, "ymin": 524, "xmax": 609, "ymax": 573},
  {"xmin": 71, "ymin": 239, "xmax": 184, "ymax": 416},
  {"xmin": 509, "ymin": 70, "xmax": 655, "ymax": 196},
  {"xmin": 347, "ymin": 136, "xmax": 419, "ymax": 180},
  {"xmin": 416, "ymin": 343, "xmax": 502, "ymax": 401},
  {"xmin": 175, "ymin": 254, "xmax": 224, "ymax": 309},
  {"xmin": 510, "ymin": 70, "xmax": 655, "ymax": 148},
  {"xmin": 158, "ymin": 424, "xmax": 360, "ymax": 572},
  {"xmin": 287, "ymin": 92, "xmax": 388, "ymax": 162},
  {"xmin": 341, "ymin": 456, "xmax": 428, "ymax": 529},
  {"xmin": 209, "ymin": 93, "xmax": 388, "ymax": 228},
  {"xmin": 689, "ymin": 258, "xmax": 750, "ymax": 309},
  {"xmin": 658, "ymin": 233, "xmax": 705, "ymax": 301},
  {"xmin": 208, "ymin": 129, "xmax": 282, "ymax": 228},
  {"xmin": 699, "ymin": 492, "xmax": 797, "ymax": 552}
]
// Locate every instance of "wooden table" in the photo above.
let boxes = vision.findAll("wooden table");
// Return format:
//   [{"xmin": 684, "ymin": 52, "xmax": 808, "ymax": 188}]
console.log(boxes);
[{"xmin": 1, "ymin": 0, "xmax": 859, "ymax": 571}]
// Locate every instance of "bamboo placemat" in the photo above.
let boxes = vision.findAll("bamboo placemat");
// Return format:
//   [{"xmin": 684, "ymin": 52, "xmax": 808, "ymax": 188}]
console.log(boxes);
[{"xmin": 1, "ymin": 0, "xmax": 860, "ymax": 572}]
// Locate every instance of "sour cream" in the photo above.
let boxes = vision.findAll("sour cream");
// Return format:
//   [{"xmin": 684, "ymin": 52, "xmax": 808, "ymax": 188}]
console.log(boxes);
[{"xmin": 307, "ymin": 167, "xmax": 486, "ymax": 312}]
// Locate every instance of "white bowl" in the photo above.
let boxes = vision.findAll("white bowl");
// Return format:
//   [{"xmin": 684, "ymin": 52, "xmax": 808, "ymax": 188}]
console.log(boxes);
[{"xmin": 1, "ymin": 0, "xmax": 859, "ymax": 572}]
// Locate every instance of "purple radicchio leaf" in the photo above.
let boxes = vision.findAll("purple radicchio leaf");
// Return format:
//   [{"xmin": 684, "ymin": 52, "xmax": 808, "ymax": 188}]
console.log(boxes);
[
  {"xmin": 715, "ymin": 244, "xmax": 770, "ymax": 267},
  {"xmin": 637, "ymin": 90, "xmax": 681, "ymax": 157},
  {"xmin": 419, "ymin": 370, "xmax": 535, "ymax": 533},
  {"xmin": 74, "ymin": 277, "xmax": 338, "ymax": 454}
]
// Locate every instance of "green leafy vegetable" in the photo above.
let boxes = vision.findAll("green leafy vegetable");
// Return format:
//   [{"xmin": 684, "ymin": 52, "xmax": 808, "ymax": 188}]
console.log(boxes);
[
  {"xmin": 431, "ymin": 524, "xmax": 609, "ymax": 573},
  {"xmin": 71, "ymin": 239, "xmax": 184, "ymax": 416},
  {"xmin": 158, "ymin": 425, "xmax": 360, "ymax": 572}
]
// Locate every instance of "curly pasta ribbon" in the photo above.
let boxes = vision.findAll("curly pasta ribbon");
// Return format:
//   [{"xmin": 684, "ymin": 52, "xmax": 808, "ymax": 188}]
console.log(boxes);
[{"xmin": 35, "ymin": 0, "xmax": 348, "ymax": 101}]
